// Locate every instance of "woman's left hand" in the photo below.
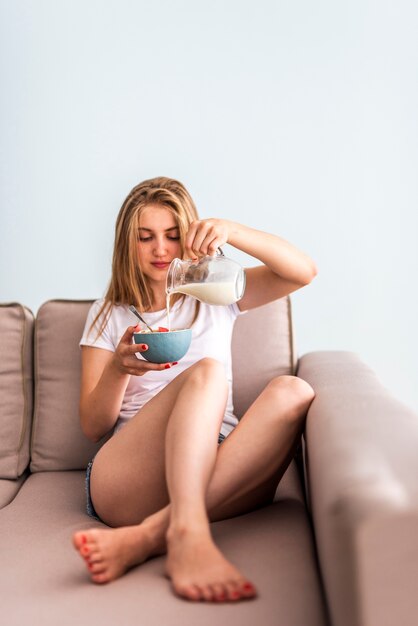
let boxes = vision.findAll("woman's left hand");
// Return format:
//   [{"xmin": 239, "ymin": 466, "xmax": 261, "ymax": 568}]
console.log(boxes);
[{"xmin": 184, "ymin": 218, "xmax": 230, "ymax": 259}]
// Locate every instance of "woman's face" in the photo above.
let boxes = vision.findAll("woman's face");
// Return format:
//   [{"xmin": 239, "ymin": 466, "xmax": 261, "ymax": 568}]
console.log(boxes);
[{"xmin": 137, "ymin": 204, "xmax": 182, "ymax": 287}]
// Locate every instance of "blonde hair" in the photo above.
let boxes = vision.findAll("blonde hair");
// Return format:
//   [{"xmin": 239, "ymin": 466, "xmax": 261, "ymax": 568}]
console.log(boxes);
[{"xmin": 91, "ymin": 176, "xmax": 200, "ymax": 337}]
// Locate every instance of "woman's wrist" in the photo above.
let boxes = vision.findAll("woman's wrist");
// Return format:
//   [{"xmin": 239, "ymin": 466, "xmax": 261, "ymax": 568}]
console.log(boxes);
[
  {"xmin": 224, "ymin": 220, "xmax": 250, "ymax": 250},
  {"xmin": 109, "ymin": 353, "xmax": 130, "ymax": 379}
]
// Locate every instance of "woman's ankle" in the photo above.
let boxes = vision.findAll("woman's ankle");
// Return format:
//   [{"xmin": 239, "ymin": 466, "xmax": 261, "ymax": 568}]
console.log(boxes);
[
  {"xmin": 166, "ymin": 516, "xmax": 211, "ymax": 543},
  {"xmin": 138, "ymin": 511, "xmax": 169, "ymax": 550},
  {"xmin": 136, "ymin": 520, "xmax": 166, "ymax": 556}
]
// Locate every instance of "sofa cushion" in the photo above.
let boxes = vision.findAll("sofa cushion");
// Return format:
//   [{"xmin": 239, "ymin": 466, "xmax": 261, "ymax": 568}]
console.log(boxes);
[
  {"xmin": 232, "ymin": 296, "xmax": 296, "ymax": 417},
  {"xmin": 0, "ymin": 303, "xmax": 34, "ymax": 479},
  {"xmin": 30, "ymin": 297, "xmax": 295, "ymax": 472},
  {"xmin": 0, "ymin": 474, "xmax": 29, "ymax": 509},
  {"xmin": 30, "ymin": 300, "xmax": 108, "ymax": 472},
  {"xmin": 0, "ymin": 462, "xmax": 327, "ymax": 626}
]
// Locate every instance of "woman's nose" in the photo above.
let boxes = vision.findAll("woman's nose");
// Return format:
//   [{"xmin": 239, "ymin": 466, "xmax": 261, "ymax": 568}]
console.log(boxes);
[{"xmin": 153, "ymin": 237, "xmax": 168, "ymax": 256}]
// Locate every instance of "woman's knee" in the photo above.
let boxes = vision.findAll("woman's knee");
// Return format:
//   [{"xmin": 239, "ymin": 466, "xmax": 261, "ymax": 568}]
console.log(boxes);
[
  {"xmin": 189, "ymin": 357, "xmax": 228, "ymax": 385},
  {"xmin": 264, "ymin": 375, "xmax": 315, "ymax": 416}
]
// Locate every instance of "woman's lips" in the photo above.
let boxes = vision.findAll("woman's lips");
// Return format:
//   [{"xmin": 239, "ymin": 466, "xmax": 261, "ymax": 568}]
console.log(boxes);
[{"xmin": 152, "ymin": 262, "xmax": 170, "ymax": 269}]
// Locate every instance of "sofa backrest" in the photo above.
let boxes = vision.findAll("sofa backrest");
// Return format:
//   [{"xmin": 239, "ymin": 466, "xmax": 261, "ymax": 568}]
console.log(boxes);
[
  {"xmin": 20, "ymin": 297, "xmax": 295, "ymax": 472},
  {"xmin": 30, "ymin": 300, "xmax": 104, "ymax": 472},
  {"xmin": 0, "ymin": 303, "xmax": 34, "ymax": 479},
  {"xmin": 232, "ymin": 297, "xmax": 297, "ymax": 417}
]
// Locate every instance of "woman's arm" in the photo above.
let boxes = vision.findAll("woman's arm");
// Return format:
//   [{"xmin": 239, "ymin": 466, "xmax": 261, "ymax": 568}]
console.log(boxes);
[
  {"xmin": 80, "ymin": 325, "xmax": 177, "ymax": 442},
  {"xmin": 79, "ymin": 346, "xmax": 130, "ymax": 443},
  {"xmin": 184, "ymin": 219, "xmax": 318, "ymax": 311}
]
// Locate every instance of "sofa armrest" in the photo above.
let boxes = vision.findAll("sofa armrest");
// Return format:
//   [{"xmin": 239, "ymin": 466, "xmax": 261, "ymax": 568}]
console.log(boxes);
[{"xmin": 297, "ymin": 350, "xmax": 418, "ymax": 626}]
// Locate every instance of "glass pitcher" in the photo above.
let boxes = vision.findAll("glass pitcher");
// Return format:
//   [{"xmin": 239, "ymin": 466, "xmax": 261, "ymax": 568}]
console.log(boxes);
[{"xmin": 166, "ymin": 249, "xmax": 246, "ymax": 305}]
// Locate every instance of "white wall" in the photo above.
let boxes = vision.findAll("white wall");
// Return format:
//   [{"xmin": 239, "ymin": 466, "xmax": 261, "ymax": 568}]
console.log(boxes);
[{"xmin": 1, "ymin": 0, "xmax": 417, "ymax": 411}]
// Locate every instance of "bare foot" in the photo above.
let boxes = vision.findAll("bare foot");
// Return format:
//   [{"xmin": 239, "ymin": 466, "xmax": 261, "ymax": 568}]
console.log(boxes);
[
  {"xmin": 72, "ymin": 523, "xmax": 165, "ymax": 584},
  {"xmin": 165, "ymin": 525, "xmax": 258, "ymax": 602}
]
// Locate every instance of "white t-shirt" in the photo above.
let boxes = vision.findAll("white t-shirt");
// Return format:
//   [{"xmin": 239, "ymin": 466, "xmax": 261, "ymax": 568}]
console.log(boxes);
[{"xmin": 80, "ymin": 296, "xmax": 245, "ymax": 438}]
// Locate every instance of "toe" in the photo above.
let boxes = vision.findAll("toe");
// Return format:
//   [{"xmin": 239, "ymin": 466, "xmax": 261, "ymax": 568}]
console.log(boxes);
[
  {"xmin": 85, "ymin": 550, "xmax": 102, "ymax": 564},
  {"xmin": 199, "ymin": 585, "xmax": 215, "ymax": 602},
  {"xmin": 80, "ymin": 544, "xmax": 91, "ymax": 557},
  {"xmin": 91, "ymin": 572, "xmax": 109, "ymax": 584},
  {"xmin": 74, "ymin": 530, "xmax": 98, "ymax": 552},
  {"xmin": 88, "ymin": 561, "xmax": 106, "ymax": 575},
  {"xmin": 210, "ymin": 583, "xmax": 227, "ymax": 602},
  {"xmin": 80, "ymin": 546, "xmax": 102, "ymax": 566},
  {"xmin": 176, "ymin": 583, "xmax": 202, "ymax": 601},
  {"xmin": 72, "ymin": 531, "xmax": 88, "ymax": 550},
  {"xmin": 225, "ymin": 581, "xmax": 243, "ymax": 601},
  {"xmin": 239, "ymin": 580, "xmax": 257, "ymax": 599}
]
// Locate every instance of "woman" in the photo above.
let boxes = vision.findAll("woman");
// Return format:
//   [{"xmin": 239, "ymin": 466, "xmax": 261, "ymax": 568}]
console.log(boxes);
[{"xmin": 72, "ymin": 176, "xmax": 317, "ymax": 603}]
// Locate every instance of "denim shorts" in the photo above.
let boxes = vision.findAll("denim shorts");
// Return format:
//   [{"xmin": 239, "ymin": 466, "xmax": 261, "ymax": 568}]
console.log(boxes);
[{"xmin": 85, "ymin": 431, "xmax": 227, "ymax": 521}]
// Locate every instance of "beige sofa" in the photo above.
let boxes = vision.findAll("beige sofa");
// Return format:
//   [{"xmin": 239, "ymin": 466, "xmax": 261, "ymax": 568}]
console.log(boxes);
[{"xmin": 1, "ymin": 298, "xmax": 417, "ymax": 626}]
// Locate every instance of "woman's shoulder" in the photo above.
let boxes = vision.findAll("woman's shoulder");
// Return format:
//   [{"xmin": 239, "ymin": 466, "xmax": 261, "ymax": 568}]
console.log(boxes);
[
  {"xmin": 81, "ymin": 299, "xmax": 129, "ymax": 348},
  {"xmin": 89, "ymin": 297, "xmax": 105, "ymax": 311},
  {"xmin": 86, "ymin": 298, "xmax": 110, "ymax": 322},
  {"xmin": 89, "ymin": 298, "xmax": 127, "ymax": 315},
  {"xmin": 86, "ymin": 298, "xmax": 130, "ymax": 330}
]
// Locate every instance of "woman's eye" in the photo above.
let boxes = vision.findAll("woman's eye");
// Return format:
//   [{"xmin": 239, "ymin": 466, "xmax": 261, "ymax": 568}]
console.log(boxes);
[{"xmin": 137, "ymin": 235, "xmax": 179, "ymax": 242}]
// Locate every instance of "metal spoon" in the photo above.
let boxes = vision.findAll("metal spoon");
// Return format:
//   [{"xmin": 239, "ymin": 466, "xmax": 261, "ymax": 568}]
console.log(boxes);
[{"xmin": 128, "ymin": 305, "xmax": 154, "ymax": 333}]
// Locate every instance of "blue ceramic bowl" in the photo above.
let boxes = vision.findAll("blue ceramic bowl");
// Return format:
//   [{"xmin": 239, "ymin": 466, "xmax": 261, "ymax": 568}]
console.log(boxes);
[{"xmin": 133, "ymin": 329, "xmax": 192, "ymax": 364}]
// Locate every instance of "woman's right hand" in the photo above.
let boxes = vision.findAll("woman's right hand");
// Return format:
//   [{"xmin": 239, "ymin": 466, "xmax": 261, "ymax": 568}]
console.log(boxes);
[{"xmin": 112, "ymin": 325, "xmax": 177, "ymax": 376}]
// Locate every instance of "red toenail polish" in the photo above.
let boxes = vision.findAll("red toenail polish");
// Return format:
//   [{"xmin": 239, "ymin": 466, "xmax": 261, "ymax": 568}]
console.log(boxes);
[
  {"xmin": 243, "ymin": 583, "xmax": 254, "ymax": 590},
  {"xmin": 81, "ymin": 535, "xmax": 87, "ymax": 544},
  {"xmin": 164, "ymin": 364, "xmax": 171, "ymax": 369},
  {"xmin": 231, "ymin": 591, "xmax": 240, "ymax": 599}
]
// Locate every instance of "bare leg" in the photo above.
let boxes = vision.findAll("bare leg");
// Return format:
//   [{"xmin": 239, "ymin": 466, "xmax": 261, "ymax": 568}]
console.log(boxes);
[
  {"xmin": 73, "ymin": 375, "xmax": 315, "ymax": 602},
  {"xmin": 163, "ymin": 358, "xmax": 244, "ymax": 602}
]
